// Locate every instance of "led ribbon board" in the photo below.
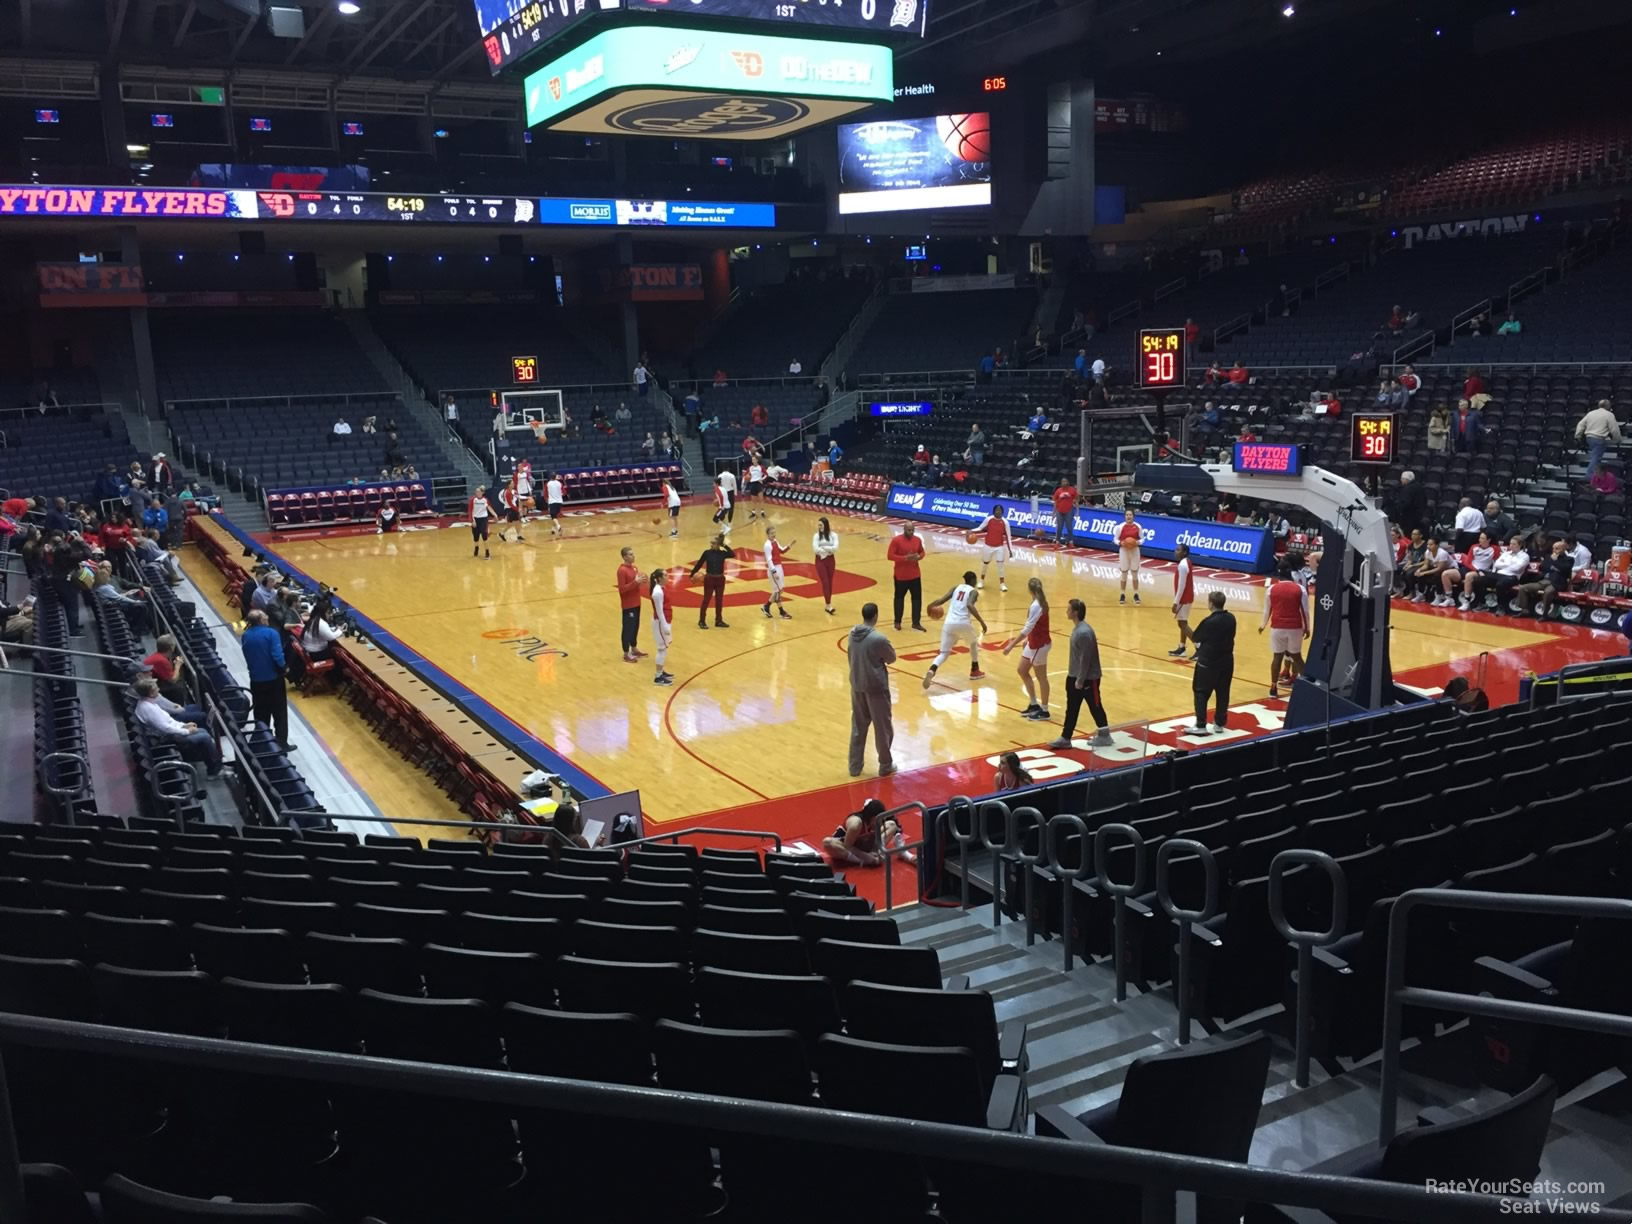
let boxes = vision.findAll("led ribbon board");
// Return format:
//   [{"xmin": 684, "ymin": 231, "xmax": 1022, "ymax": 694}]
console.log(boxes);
[{"xmin": 523, "ymin": 25, "xmax": 893, "ymax": 139}]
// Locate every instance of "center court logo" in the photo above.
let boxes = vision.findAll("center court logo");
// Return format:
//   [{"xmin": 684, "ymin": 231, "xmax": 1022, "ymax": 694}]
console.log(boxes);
[{"xmin": 604, "ymin": 95, "xmax": 810, "ymax": 137}]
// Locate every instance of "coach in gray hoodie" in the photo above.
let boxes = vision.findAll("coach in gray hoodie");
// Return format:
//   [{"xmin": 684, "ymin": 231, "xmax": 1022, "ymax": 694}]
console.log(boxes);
[{"xmin": 847, "ymin": 602, "xmax": 898, "ymax": 778}]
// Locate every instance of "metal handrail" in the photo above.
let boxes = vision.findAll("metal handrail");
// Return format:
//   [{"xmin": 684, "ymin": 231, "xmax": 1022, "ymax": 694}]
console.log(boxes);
[
  {"xmin": 0, "ymin": 1014, "xmax": 1582, "ymax": 1224},
  {"xmin": 1391, "ymin": 331, "xmax": 1434, "ymax": 366},
  {"xmin": 1450, "ymin": 297, "xmax": 1492, "ymax": 345},
  {"xmin": 1, "ymin": 641, "xmax": 140, "ymax": 665},
  {"xmin": 0, "ymin": 668, "xmax": 137, "ymax": 691},
  {"xmin": 1107, "ymin": 298, "xmax": 1141, "ymax": 326},
  {"xmin": 1268, "ymin": 849, "xmax": 1347, "ymax": 1086},
  {"xmin": 283, "ymin": 808, "xmax": 783, "ymax": 854},
  {"xmin": 1526, "ymin": 657, "xmax": 1632, "ymax": 708},
  {"xmin": 1152, "ymin": 276, "xmax": 1187, "ymax": 303},
  {"xmin": 872, "ymin": 800, "xmax": 929, "ymax": 913},
  {"xmin": 1156, "ymin": 837, "xmax": 1218, "ymax": 1044},
  {"xmin": 1378, "ymin": 888, "xmax": 1632, "ymax": 1145},
  {"xmin": 1094, "ymin": 821, "xmax": 1148, "ymax": 1002},
  {"xmin": 1212, "ymin": 312, "xmax": 1251, "ymax": 346}
]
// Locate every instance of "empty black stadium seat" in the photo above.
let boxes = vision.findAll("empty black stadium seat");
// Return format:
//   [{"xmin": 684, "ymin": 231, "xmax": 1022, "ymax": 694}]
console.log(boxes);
[{"xmin": 101, "ymin": 1173, "xmax": 327, "ymax": 1223}]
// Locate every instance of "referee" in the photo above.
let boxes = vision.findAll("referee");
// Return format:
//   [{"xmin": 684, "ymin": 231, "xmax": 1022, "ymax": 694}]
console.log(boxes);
[{"xmin": 1188, "ymin": 590, "xmax": 1236, "ymax": 735}]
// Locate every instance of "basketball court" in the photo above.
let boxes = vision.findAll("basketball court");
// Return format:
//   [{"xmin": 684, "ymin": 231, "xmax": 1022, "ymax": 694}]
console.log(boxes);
[{"xmin": 224, "ymin": 495, "xmax": 1619, "ymax": 863}]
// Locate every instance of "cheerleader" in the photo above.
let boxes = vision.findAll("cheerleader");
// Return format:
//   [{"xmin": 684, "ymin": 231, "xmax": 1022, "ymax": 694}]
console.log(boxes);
[
  {"xmin": 649, "ymin": 569, "xmax": 675, "ymax": 686},
  {"xmin": 761, "ymin": 524, "xmax": 794, "ymax": 620},
  {"xmin": 468, "ymin": 485, "xmax": 492, "ymax": 559},
  {"xmin": 812, "ymin": 515, "xmax": 839, "ymax": 615}
]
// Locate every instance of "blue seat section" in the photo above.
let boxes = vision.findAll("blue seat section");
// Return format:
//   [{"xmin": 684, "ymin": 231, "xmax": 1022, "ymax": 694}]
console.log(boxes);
[
  {"xmin": 370, "ymin": 305, "xmax": 620, "ymax": 394},
  {"xmin": 682, "ymin": 276, "xmax": 874, "ymax": 379},
  {"xmin": 0, "ymin": 412, "xmax": 138, "ymax": 504},
  {"xmin": 1478, "ymin": 242, "xmax": 1632, "ymax": 365},
  {"xmin": 850, "ymin": 288, "xmax": 1039, "ymax": 376},
  {"xmin": 151, "ymin": 310, "xmax": 386, "ymax": 402}
]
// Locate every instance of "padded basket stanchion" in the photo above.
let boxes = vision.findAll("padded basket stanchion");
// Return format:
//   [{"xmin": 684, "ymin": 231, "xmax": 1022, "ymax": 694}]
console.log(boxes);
[
  {"xmin": 1155, "ymin": 838, "xmax": 1219, "ymax": 1045},
  {"xmin": 1094, "ymin": 822, "xmax": 1147, "ymax": 1002},
  {"xmin": 1269, "ymin": 848, "xmax": 1348, "ymax": 1087},
  {"xmin": 978, "ymin": 801, "xmax": 1016, "ymax": 928},
  {"xmin": 944, "ymin": 795, "xmax": 978, "ymax": 912},
  {"xmin": 1012, "ymin": 806, "xmax": 1048, "ymax": 946},
  {"xmin": 1045, "ymin": 814, "xmax": 1092, "ymax": 973}
]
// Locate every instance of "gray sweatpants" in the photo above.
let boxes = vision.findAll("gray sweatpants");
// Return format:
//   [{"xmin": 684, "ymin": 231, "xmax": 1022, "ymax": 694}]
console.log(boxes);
[{"xmin": 849, "ymin": 689, "xmax": 895, "ymax": 775}]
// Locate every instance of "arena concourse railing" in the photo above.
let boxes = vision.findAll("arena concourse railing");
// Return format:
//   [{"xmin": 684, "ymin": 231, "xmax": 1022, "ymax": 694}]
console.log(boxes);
[{"xmin": 0, "ymin": 1011, "xmax": 1603, "ymax": 1224}]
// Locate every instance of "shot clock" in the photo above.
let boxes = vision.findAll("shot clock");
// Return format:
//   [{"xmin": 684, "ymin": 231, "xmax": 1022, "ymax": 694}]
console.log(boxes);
[
  {"xmin": 1137, "ymin": 328, "xmax": 1186, "ymax": 389},
  {"xmin": 1351, "ymin": 413, "xmax": 1398, "ymax": 464},
  {"xmin": 511, "ymin": 356, "xmax": 539, "ymax": 385}
]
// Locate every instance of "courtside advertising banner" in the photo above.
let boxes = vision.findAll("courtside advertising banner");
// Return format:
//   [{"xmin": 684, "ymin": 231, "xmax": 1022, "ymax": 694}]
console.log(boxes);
[{"xmin": 884, "ymin": 484, "xmax": 1275, "ymax": 572}]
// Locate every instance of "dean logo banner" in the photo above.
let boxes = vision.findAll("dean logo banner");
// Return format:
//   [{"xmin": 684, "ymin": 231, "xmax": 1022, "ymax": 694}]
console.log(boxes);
[{"xmin": 884, "ymin": 484, "xmax": 1275, "ymax": 573}]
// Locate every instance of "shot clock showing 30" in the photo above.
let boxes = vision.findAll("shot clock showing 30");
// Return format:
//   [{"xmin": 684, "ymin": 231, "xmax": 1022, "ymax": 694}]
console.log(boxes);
[
  {"xmin": 1137, "ymin": 328, "xmax": 1186, "ymax": 389},
  {"xmin": 1351, "ymin": 413, "xmax": 1398, "ymax": 464},
  {"xmin": 512, "ymin": 356, "xmax": 539, "ymax": 385}
]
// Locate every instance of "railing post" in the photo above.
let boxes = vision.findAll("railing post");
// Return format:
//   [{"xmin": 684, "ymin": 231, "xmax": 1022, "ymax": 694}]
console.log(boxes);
[
  {"xmin": 0, "ymin": 1050, "xmax": 28, "ymax": 1224},
  {"xmin": 1269, "ymin": 849, "xmax": 1347, "ymax": 1087},
  {"xmin": 1012, "ymin": 806, "xmax": 1048, "ymax": 946},
  {"xmin": 978, "ymin": 800, "xmax": 1016, "ymax": 928},
  {"xmin": 1045, "ymin": 814, "xmax": 1091, "ymax": 972},
  {"xmin": 1155, "ymin": 838, "xmax": 1219, "ymax": 1044},
  {"xmin": 1094, "ymin": 822, "xmax": 1147, "ymax": 1001},
  {"xmin": 945, "ymin": 796, "xmax": 978, "ymax": 912}
]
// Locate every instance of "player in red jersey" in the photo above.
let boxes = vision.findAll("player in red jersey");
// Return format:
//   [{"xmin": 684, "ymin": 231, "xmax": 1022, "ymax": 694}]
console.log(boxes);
[
  {"xmin": 649, "ymin": 568, "xmax": 674, "ymax": 686},
  {"xmin": 1259, "ymin": 559, "xmax": 1310, "ymax": 699},
  {"xmin": 1168, "ymin": 543, "xmax": 1196, "ymax": 657},
  {"xmin": 761, "ymin": 524, "xmax": 794, "ymax": 620},
  {"xmin": 1116, "ymin": 508, "xmax": 1143, "ymax": 604},
  {"xmin": 973, "ymin": 505, "xmax": 1012, "ymax": 592},
  {"xmin": 1003, "ymin": 576, "xmax": 1053, "ymax": 720}
]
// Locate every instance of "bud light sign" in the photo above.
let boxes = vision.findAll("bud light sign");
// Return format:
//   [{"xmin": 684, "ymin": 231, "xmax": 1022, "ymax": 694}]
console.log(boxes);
[
  {"xmin": 884, "ymin": 483, "xmax": 1275, "ymax": 573},
  {"xmin": 870, "ymin": 400, "xmax": 932, "ymax": 417}
]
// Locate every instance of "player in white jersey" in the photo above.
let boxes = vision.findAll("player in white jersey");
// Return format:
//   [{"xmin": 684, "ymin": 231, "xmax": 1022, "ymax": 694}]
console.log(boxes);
[
  {"xmin": 513, "ymin": 460, "xmax": 534, "ymax": 512},
  {"xmin": 662, "ymin": 479, "xmax": 682, "ymax": 537},
  {"xmin": 545, "ymin": 473, "xmax": 566, "ymax": 536},
  {"xmin": 744, "ymin": 459, "xmax": 766, "ymax": 520},
  {"xmin": 713, "ymin": 468, "xmax": 738, "ymax": 532},
  {"xmin": 922, "ymin": 570, "xmax": 989, "ymax": 689},
  {"xmin": 649, "ymin": 569, "xmax": 675, "ymax": 686},
  {"xmin": 467, "ymin": 485, "xmax": 492, "ymax": 560},
  {"xmin": 761, "ymin": 525, "xmax": 794, "ymax": 620}
]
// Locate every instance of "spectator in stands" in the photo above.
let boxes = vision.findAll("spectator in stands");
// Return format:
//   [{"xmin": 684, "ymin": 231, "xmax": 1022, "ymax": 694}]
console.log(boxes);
[
  {"xmin": 132, "ymin": 675, "xmax": 219, "ymax": 779},
  {"xmin": 1484, "ymin": 499, "xmax": 1514, "ymax": 545},
  {"xmin": 1397, "ymin": 367, "xmax": 1420, "ymax": 398},
  {"xmin": 251, "ymin": 571, "xmax": 280, "ymax": 614},
  {"xmin": 91, "ymin": 561, "xmax": 151, "ymax": 634},
  {"xmin": 751, "ymin": 403, "xmax": 769, "ymax": 429},
  {"xmin": 1452, "ymin": 497, "xmax": 1486, "ymax": 552},
  {"xmin": 43, "ymin": 497, "xmax": 74, "ymax": 535},
  {"xmin": 1183, "ymin": 318, "xmax": 1199, "ymax": 363},
  {"xmin": 1427, "ymin": 405, "xmax": 1451, "ymax": 453},
  {"xmin": 125, "ymin": 478, "xmax": 151, "ymax": 518},
  {"xmin": 912, "ymin": 444, "xmax": 930, "ymax": 467},
  {"xmin": 302, "ymin": 595, "xmax": 344, "ymax": 662},
  {"xmin": 660, "ymin": 431, "xmax": 673, "ymax": 456},
  {"xmin": 1202, "ymin": 362, "xmax": 1222, "ymax": 387},
  {"xmin": 1565, "ymin": 534, "xmax": 1593, "ymax": 573},
  {"xmin": 614, "ymin": 402, "xmax": 632, "ymax": 426},
  {"xmin": 977, "ymin": 350, "xmax": 996, "ymax": 384},
  {"xmin": 788, "ymin": 357, "xmax": 803, "ymax": 376},
  {"xmin": 1516, "ymin": 538, "xmax": 1575, "ymax": 618},
  {"xmin": 403, "ymin": 465, "xmax": 419, "ymax": 481},
  {"xmin": 641, "ymin": 432, "xmax": 656, "ymax": 457},
  {"xmin": 682, "ymin": 389, "xmax": 701, "ymax": 435},
  {"xmin": 1392, "ymin": 527, "xmax": 1424, "ymax": 595},
  {"xmin": 1027, "ymin": 407, "xmax": 1048, "ymax": 434},
  {"xmin": 1052, "ymin": 480, "xmax": 1077, "ymax": 548},
  {"xmin": 1496, "ymin": 312, "xmax": 1522, "ymax": 336},
  {"xmin": 633, "ymin": 359, "xmax": 650, "ymax": 397},
  {"xmin": 713, "ymin": 368, "xmax": 727, "ymax": 386},
  {"xmin": 1, "ymin": 595, "xmax": 34, "ymax": 647},
  {"xmin": 1227, "ymin": 361, "xmax": 1249, "ymax": 386},
  {"xmin": 846, "ymin": 602, "xmax": 895, "ymax": 778},
  {"xmin": 383, "ymin": 432, "xmax": 405, "ymax": 468},
  {"xmin": 151, "ymin": 453, "xmax": 174, "ymax": 492},
  {"xmin": 143, "ymin": 498, "xmax": 169, "ymax": 542},
  {"xmin": 361, "ymin": 415, "xmax": 377, "ymax": 434},
  {"xmin": 1465, "ymin": 312, "xmax": 1491, "ymax": 338},
  {"xmin": 590, "ymin": 404, "xmax": 613, "ymax": 435},
  {"xmin": 330, "ymin": 416, "xmax": 351, "ymax": 445},
  {"xmin": 242, "ymin": 608, "xmax": 292, "ymax": 751},
  {"xmin": 384, "ymin": 416, "xmax": 398, "ymax": 435},
  {"xmin": 925, "ymin": 454, "xmax": 945, "ymax": 485},
  {"xmin": 1191, "ymin": 590, "xmax": 1236, "ymax": 733},
  {"xmin": 1452, "ymin": 399, "xmax": 1484, "ymax": 454},
  {"xmin": 993, "ymin": 751, "xmax": 1034, "ymax": 791},
  {"xmin": 129, "ymin": 458, "xmax": 148, "ymax": 486},
  {"xmin": 965, "ymin": 423, "xmax": 986, "ymax": 465},
  {"xmin": 1386, "ymin": 305, "xmax": 1404, "ymax": 332},
  {"xmin": 92, "ymin": 463, "xmax": 124, "ymax": 507},
  {"xmin": 143, "ymin": 633, "xmax": 188, "ymax": 704},
  {"xmin": 1375, "ymin": 379, "xmax": 1406, "ymax": 409},
  {"xmin": 1575, "ymin": 398, "xmax": 1623, "ymax": 480},
  {"xmin": 135, "ymin": 529, "xmax": 181, "ymax": 584},
  {"xmin": 1091, "ymin": 356, "xmax": 1107, "ymax": 380},
  {"xmin": 1238, "ymin": 423, "xmax": 1257, "ymax": 445},
  {"xmin": 1403, "ymin": 536, "xmax": 1453, "ymax": 603},
  {"xmin": 1074, "ymin": 349, "xmax": 1088, "ymax": 379},
  {"xmin": 1485, "ymin": 534, "xmax": 1531, "ymax": 614},
  {"xmin": 1445, "ymin": 530, "xmax": 1496, "ymax": 608},
  {"xmin": 1462, "ymin": 369, "xmax": 1486, "ymax": 402}
]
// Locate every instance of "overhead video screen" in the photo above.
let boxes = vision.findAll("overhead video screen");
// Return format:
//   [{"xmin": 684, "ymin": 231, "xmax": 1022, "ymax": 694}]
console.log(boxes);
[
  {"xmin": 836, "ymin": 113, "xmax": 991, "ymax": 215},
  {"xmin": 479, "ymin": 0, "xmax": 621, "ymax": 75}
]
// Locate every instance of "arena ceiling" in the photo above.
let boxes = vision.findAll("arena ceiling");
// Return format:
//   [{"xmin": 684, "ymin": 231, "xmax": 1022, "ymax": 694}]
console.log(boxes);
[{"xmin": 0, "ymin": 0, "xmax": 1609, "ymax": 91}]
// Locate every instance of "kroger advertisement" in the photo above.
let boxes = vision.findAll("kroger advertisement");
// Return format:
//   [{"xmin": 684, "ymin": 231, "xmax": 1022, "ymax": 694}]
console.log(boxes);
[
  {"xmin": 523, "ymin": 26, "xmax": 894, "ymax": 128},
  {"xmin": 884, "ymin": 485, "xmax": 1275, "ymax": 573}
]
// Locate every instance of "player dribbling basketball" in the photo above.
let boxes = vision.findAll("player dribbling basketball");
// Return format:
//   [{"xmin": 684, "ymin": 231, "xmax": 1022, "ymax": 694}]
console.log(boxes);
[{"xmin": 923, "ymin": 570, "xmax": 989, "ymax": 689}]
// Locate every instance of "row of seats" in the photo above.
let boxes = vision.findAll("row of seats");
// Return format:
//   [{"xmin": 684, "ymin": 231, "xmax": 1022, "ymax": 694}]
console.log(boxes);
[
  {"xmin": 30, "ymin": 585, "xmax": 97, "ymax": 822},
  {"xmin": 267, "ymin": 483, "xmax": 433, "ymax": 527}
]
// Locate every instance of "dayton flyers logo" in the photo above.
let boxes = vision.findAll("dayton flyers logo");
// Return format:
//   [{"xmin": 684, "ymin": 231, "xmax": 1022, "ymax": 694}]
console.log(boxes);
[
  {"xmin": 548, "ymin": 76, "xmax": 563, "ymax": 100},
  {"xmin": 729, "ymin": 50, "xmax": 764, "ymax": 77},
  {"xmin": 257, "ymin": 192, "xmax": 296, "ymax": 219}
]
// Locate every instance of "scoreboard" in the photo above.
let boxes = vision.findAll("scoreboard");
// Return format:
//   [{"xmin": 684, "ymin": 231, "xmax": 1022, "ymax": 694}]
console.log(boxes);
[
  {"xmin": 1350, "ymin": 413, "xmax": 1398, "ymax": 464},
  {"xmin": 1137, "ymin": 328, "xmax": 1186, "ymax": 389},
  {"xmin": 256, "ymin": 191, "xmax": 538, "ymax": 225},
  {"xmin": 512, "ymin": 355, "xmax": 539, "ymax": 384}
]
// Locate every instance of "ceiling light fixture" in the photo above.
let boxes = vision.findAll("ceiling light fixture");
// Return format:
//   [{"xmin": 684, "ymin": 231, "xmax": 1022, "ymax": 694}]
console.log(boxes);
[
  {"xmin": 337, "ymin": 1, "xmax": 361, "ymax": 13},
  {"xmin": 1281, "ymin": 3, "xmax": 1294, "ymax": 16}
]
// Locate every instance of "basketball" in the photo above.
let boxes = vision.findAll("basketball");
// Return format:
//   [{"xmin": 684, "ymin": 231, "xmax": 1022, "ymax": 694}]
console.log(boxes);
[
  {"xmin": 966, "ymin": 530, "xmax": 980, "ymax": 545},
  {"xmin": 937, "ymin": 112, "xmax": 990, "ymax": 163},
  {"xmin": 929, "ymin": 604, "xmax": 945, "ymax": 620}
]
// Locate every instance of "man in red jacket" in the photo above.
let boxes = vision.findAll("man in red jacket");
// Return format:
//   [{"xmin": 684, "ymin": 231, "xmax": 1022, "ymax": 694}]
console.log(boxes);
[
  {"xmin": 1051, "ymin": 481, "xmax": 1078, "ymax": 548},
  {"xmin": 886, "ymin": 525, "xmax": 926, "ymax": 632},
  {"xmin": 616, "ymin": 546, "xmax": 647, "ymax": 663}
]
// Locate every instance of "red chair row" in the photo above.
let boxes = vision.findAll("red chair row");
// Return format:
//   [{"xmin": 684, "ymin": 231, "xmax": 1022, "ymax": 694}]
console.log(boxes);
[
  {"xmin": 267, "ymin": 483, "xmax": 431, "ymax": 528},
  {"xmin": 557, "ymin": 463, "xmax": 682, "ymax": 504}
]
